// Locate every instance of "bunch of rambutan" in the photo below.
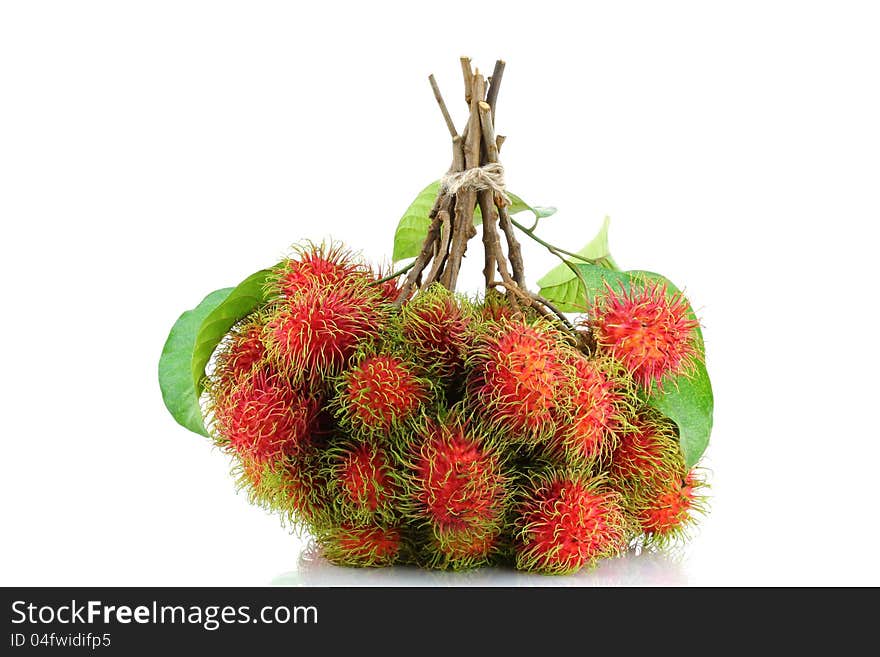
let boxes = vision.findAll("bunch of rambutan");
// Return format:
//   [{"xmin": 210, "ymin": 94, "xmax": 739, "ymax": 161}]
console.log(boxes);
[{"xmin": 192, "ymin": 243, "xmax": 707, "ymax": 574}]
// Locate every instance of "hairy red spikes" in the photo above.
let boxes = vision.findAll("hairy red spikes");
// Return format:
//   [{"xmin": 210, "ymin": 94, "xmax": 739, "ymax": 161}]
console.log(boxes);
[
  {"xmin": 211, "ymin": 371, "xmax": 317, "ymax": 464},
  {"xmin": 516, "ymin": 474, "xmax": 627, "ymax": 574},
  {"xmin": 592, "ymin": 281, "xmax": 700, "ymax": 389},
  {"xmin": 469, "ymin": 321, "xmax": 569, "ymax": 438},
  {"xmin": 339, "ymin": 354, "xmax": 427, "ymax": 433}
]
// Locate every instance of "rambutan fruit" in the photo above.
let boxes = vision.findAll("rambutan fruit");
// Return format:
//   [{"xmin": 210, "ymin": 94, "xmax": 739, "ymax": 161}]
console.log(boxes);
[
  {"xmin": 404, "ymin": 417, "xmax": 508, "ymax": 543},
  {"xmin": 636, "ymin": 470, "xmax": 705, "ymax": 544},
  {"xmin": 327, "ymin": 439, "xmax": 398, "ymax": 522},
  {"xmin": 426, "ymin": 526, "xmax": 500, "ymax": 570},
  {"xmin": 590, "ymin": 280, "xmax": 701, "ymax": 390},
  {"xmin": 235, "ymin": 439, "xmax": 331, "ymax": 527},
  {"xmin": 271, "ymin": 242, "xmax": 365, "ymax": 298},
  {"xmin": 333, "ymin": 353, "xmax": 430, "ymax": 436},
  {"xmin": 548, "ymin": 356, "xmax": 632, "ymax": 466},
  {"xmin": 609, "ymin": 413, "xmax": 687, "ymax": 503},
  {"xmin": 262, "ymin": 278, "xmax": 389, "ymax": 384},
  {"xmin": 515, "ymin": 472, "xmax": 628, "ymax": 574},
  {"xmin": 211, "ymin": 316, "xmax": 268, "ymax": 385},
  {"xmin": 467, "ymin": 319, "xmax": 571, "ymax": 440},
  {"xmin": 320, "ymin": 524, "xmax": 402, "ymax": 567},
  {"xmin": 209, "ymin": 370, "xmax": 319, "ymax": 465},
  {"xmin": 400, "ymin": 284, "xmax": 471, "ymax": 379},
  {"xmin": 476, "ymin": 289, "xmax": 537, "ymax": 324}
]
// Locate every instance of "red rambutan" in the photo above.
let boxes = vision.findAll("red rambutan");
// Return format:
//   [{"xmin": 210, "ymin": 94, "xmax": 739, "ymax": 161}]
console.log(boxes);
[
  {"xmin": 335, "ymin": 354, "xmax": 429, "ymax": 435},
  {"xmin": 210, "ymin": 370, "xmax": 318, "ymax": 464},
  {"xmin": 400, "ymin": 285, "xmax": 471, "ymax": 378},
  {"xmin": 515, "ymin": 473, "xmax": 628, "ymax": 574},
  {"xmin": 235, "ymin": 442, "xmax": 330, "ymax": 526},
  {"xmin": 468, "ymin": 320, "xmax": 570, "ymax": 439},
  {"xmin": 637, "ymin": 471, "xmax": 705, "ymax": 542},
  {"xmin": 272, "ymin": 242, "xmax": 364, "ymax": 298},
  {"xmin": 428, "ymin": 526, "xmax": 498, "ymax": 569},
  {"xmin": 550, "ymin": 356, "xmax": 628, "ymax": 465},
  {"xmin": 321, "ymin": 524, "xmax": 401, "ymax": 567},
  {"xmin": 263, "ymin": 281, "xmax": 387, "ymax": 383},
  {"xmin": 610, "ymin": 415, "xmax": 687, "ymax": 500},
  {"xmin": 407, "ymin": 418, "xmax": 508, "ymax": 538},
  {"xmin": 591, "ymin": 280, "xmax": 701, "ymax": 390},
  {"xmin": 212, "ymin": 318, "xmax": 267, "ymax": 384},
  {"xmin": 330, "ymin": 440, "xmax": 397, "ymax": 520}
]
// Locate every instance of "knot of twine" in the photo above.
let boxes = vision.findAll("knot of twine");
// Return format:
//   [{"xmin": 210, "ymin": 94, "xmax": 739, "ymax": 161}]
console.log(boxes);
[{"xmin": 440, "ymin": 163, "xmax": 509, "ymax": 203}]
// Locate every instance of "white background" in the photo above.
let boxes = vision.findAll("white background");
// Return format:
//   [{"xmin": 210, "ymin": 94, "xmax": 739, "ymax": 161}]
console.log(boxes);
[{"xmin": 2, "ymin": 1, "xmax": 878, "ymax": 586}]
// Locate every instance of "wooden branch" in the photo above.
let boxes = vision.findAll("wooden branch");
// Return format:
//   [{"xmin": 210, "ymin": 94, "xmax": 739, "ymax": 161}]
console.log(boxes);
[
  {"xmin": 451, "ymin": 135, "xmax": 464, "ymax": 173},
  {"xmin": 478, "ymin": 101, "xmax": 499, "ymax": 163},
  {"xmin": 496, "ymin": 134, "xmax": 506, "ymax": 151},
  {"xmin": 424, "ymin": 208, "xmax": 452, "ymax": 287},
  {"xmin": 478, "ymin": 189, "xmax": 498, "ymax": 288},
  {"xmin": 460, "ymin": 57, "xmax": 473, "ymax": 104},
  {"xmin": 442, "ymin": 72, "xmax": 485, "ymax": 290},
  {"xmin": 476, "ymin": 100, "xmax": 526, "ymax": 288},
  {"xmin": 429, "ymin": 74, "xmax": 458, "ymax": 139},
  {"xmin": 486, "ymin": 60, "xmax": 506, "ymax": 123}
]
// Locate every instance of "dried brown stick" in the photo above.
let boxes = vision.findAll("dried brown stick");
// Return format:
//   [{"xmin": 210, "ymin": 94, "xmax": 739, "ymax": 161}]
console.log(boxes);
[
  {"xmin": 478, "ymin": 189, "xmax": 498, "ymax": 288},
  {"xmin": 486, "ymin": 60, "xmax": 506, "ymax": 123},
  {"xmin": 478, "ymin": 101, "xmax": 526, "ymax": 288},
  {"xmin": 429, "ymin": 74, "xmax": 458, "ymax": 139},
  {"xmin": 424, "ymin": 208, "xmax": 452, "ymax": 287},
  {"xmin": 460, "ymin": 57, "xmax": 473, "ymax": 104},
  {"xmin": 442, "ymin": 73, "xmax": 485, "ymax": 290}
]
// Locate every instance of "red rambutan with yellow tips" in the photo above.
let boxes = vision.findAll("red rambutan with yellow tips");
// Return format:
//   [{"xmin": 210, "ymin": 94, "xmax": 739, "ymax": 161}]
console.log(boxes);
[
  {"xmin": 209, "ymin": 369, "xmax": 319, "ymax": 465},
  {"xmin": 476, "ymin": 289, "xmax": 537, "ymax": 324},
  {"xmin": 637, "ymin": 470, "xmax": 706, "ymax": 544},
  {"xmin": 591, "ymin": 279, "xmax": 701, "ymax": 390},
  {"xmin": 271, "ymin": 242, "xmax": 365, "ymax": 298},
  {"xmin": 424, "ymin": 525, "xmax": 500, "ymax": 570},
  {"xmin": 609, "ymin": 413, "xmax": 687, "ymax": 502},
  {"xmin": 262, "ymin": 278, "xmax": 389, "ymax": 384},
  {"xmin": 548, "ymin": 355, "xmax": 632, "ymax": 466},
  {"xmin": 211, "ymin": 316, "xmax": 268, "ymax": 385},
  {"xmin": 234, "ymin": 439, "xmax": 331, "ymax": 527},
  {"xmin": 403, "ymin": 416, "xmax": 509, "ymax": 542},
  {"xmin": 400, "ymin": 284, "xmax": 471, "ymax": 379},
  {"xmin": 515, "ymin": 472, "xmax": 628, "ymax": 574},
  {"xmin": 333, "ymin": 353, "xmax": 430, "ymax": 435},
  {"xmin": 320, "ymin": 524, "xmax": 402, "ymax": 567},
  {"xmin": 467, "ymin": 319, "xmax": 572, "ymax": 440},
  {"xmin": 327, "ymin": 439, "xmax": 398, "ymax": 522}
]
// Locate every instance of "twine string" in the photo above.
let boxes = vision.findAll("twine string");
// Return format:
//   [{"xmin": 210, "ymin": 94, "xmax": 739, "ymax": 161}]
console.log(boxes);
[{"xmin": 440, "ymin": 163, "xmax": 509, "ymax": 204}]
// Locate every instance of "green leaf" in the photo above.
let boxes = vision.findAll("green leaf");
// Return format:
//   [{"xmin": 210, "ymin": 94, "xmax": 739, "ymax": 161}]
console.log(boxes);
[
  {"xmin": 392, "ymin": 181, "xmax": 555, "ymax": 263},
  {"xmin": 159, "ymin": 288, "xmax": 234, "ymax": 437},
  {"xmin": 393, "ymin": 182, "xmax": 441, "ymax": 262},
  {"xmin": 191, "ymin": 268, "xmax": 275, "ymax": 394},
  {"xmin": 647, "ymin": 361, "xmax": 714, "ymax": 467},
  {"xmin": 536, "ymin": 216, "xmax": 615, "ymax": 288}
]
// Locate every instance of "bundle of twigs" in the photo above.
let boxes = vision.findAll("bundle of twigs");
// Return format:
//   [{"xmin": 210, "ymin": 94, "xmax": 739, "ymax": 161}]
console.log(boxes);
[{"xmin": 393, "ymin": 58, "xmax": 575, "ymax": 334}]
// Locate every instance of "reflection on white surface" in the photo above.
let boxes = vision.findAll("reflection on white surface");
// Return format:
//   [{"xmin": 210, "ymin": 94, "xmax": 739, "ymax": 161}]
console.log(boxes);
[{"xmin": 271, "ymin": 542, "xmax": 688, "ymax": 587}]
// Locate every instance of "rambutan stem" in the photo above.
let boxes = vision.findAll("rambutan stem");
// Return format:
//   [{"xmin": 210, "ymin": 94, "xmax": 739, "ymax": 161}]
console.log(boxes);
[{"xmin": 373, "ymin": 262, "xmax": 414, "ymax": 286}]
